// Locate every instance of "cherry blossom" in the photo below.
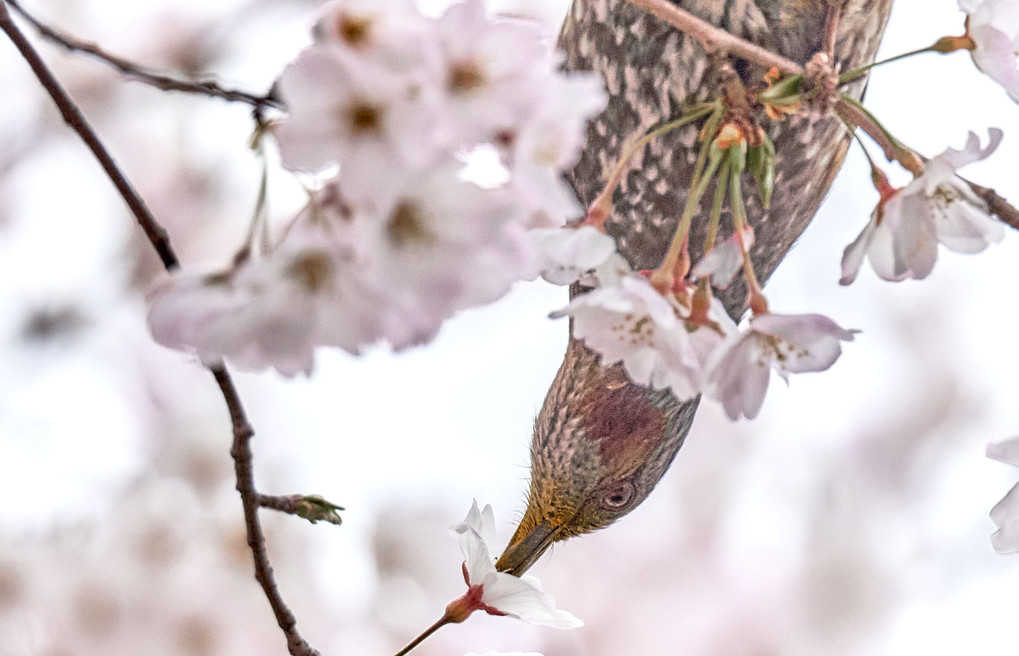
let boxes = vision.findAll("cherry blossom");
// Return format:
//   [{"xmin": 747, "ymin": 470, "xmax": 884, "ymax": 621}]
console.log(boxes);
[
  {"xmin": 273, "ymin": 44, "xmax": 439, "ymax": 200},
  {"xmin": 958, "ymin": 0, "xmax": 1019, "ymax": 103},
  {"xmin": 146, "ymin": 219, "xmax": 400, "ymax": 375},
  {"xmin": 528, "ymin": 225, "xmax": 617, "ymax": 285},
  {"xmin": 840, "ymin": 130, "xmax": 1004, "ymax": 285},
  {"xmin": 506, "ymin": 73, "xmax": 608, "ymax": 228},
  {"xmin": 430, "ymin": 0, "xmax": 552, "ymax": 146},
  {"xmin": 691, "ymin": 225, "xmax": 755, "ymax": 289},
  {"xmin": 563, "ymin": 258, "xmax": 735, "ymax": 401},
  {"xmin": 703, "ymin": 313, "xmax": 857, "ymax": 420},
  {"xmin": 446, "ymin": 501, "xmax": 582, "ymax": 629},
  {"xmin": 312, "ymin": 0, "xmax": 434, "ymax": 70},
  {"xmin": 987, "ymin": 436, "xmax": 1019, "ymax": 553}
]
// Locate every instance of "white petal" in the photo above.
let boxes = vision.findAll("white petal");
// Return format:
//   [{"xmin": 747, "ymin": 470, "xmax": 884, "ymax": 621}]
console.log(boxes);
[
  {"xmin": 990, "ymin": 483, "xmax": 1019, "ymax": 553},
  {"xmin": 987, "ymin": 436, "xmax": 1019, "ymax": 467},
  {"xmin": 478, "ymin": 572, "xmax": 584, "ymax": 629}
]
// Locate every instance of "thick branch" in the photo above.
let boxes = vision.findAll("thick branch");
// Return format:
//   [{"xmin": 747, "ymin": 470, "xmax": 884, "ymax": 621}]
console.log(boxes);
[
  {"xmin": 0, "ymin": 4, "xmax": 317, "ymax": 654},
  {"xmin": 6, "ymin": 0, "xmax": 279, "ymax": 109}
]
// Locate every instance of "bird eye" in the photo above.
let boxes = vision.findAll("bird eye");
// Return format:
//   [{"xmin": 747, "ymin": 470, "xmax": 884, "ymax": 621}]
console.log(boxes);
[{"xmin": 600, "ymin": 481, "xmax": 635, "ymax": 510}]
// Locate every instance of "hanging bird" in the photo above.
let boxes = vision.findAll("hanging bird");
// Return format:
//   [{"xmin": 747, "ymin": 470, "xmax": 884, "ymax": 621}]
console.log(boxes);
[{"xmin": 496, "ymin": 0, "xmax": 894, "ymax": 575}]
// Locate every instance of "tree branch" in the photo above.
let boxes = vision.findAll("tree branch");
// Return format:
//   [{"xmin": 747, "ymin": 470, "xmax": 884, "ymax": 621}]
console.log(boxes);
[
  {"xmin": 622, "ymin": 0, "xmax": 804, "ymax": 76},
  {"xmin": 6, "ymin": 0, "xmax": 280, "ymax": 109},
  {"xmin": 0, "ymin": 4, "xmax": 317, "ymax": 654}
]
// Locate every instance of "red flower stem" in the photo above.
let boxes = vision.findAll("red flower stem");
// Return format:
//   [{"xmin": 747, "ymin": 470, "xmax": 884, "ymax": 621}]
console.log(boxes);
[{"xmin": 393, "ymin": 614, "xmax": 454, "ymax": 656}]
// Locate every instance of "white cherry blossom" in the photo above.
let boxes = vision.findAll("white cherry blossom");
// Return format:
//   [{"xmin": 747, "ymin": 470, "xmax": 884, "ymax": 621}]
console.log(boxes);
[
  {"xmin": 704, "ymin": 313, "xmax": 857, "ymax": 420},
  {"xmin": 527, "ymin": 225, "xmax": 617, "ymax": 285},
  {"xmin": 840, "ymin": 130, "xmax": 1004, "ymax": 285},
  {"xmin": 273, "ymin": 44, "xmax": 439, "ymax": 200},
  {"xmin": 447, "ymin": 501, "xmax": 582, "ymax": 629},
  {"xmin": 312, "ymin": 0, "xmax": 435, "ymax": 70},
  {"xmin": 506, "ymin": 73, "xmax": 607, "ymax": 227},
  {"xmin": 691, "ymin": 225, "xmax": 755, "ymax": 289},
  {"xmin": 566, "ymin": 264, "xmax": 708, "ymax": 401},
  {"xmin": 987, "ymin": 436, "xmax": 1019, "ymax": 553},
  {"xmin": 429, "ymin": 0, "xmax": 574, "ymax": 151},
  {"xmin": 958, "ymin": 0, "xmax": 1019, "ymax": 103}
]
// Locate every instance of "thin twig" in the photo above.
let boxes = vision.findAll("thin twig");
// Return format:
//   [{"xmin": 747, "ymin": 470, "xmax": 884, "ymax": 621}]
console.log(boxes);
[
  {"xmin": 968, "ymin": 181, "xmax": 1019, "ymax": 232},
  {"xmin": 0, "ymin": 4, "xmax": 317, "ymax": 655},
  {"xmin": 6, "ymin": 0, "xmax": 279, "ymax": 109},
  {"xmin": 623, "ymin": 0, "xmax": 804, "ymax": 76}
]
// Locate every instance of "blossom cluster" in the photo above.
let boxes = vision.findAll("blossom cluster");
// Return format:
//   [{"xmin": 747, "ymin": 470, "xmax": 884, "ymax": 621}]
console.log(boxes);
[
  {"xmin": 840, "ymin": 130, "xmax": 1005, "ymax": 285},
  {"xmin": 559, "ymin": 252, "xmax": 857, "ymax": 421},
  {"xmin": 958, "ymin": 0, "xmax": 1019, "ymax": 103},
  {"xmin": 147, "ymin": 0, "xmax": 607, "ymax": 375}
]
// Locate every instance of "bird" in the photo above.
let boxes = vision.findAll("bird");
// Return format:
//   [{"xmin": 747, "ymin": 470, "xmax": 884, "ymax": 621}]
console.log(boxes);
[{"xmin": 495, "ymin": 0, "xmax": 894, "ymax": 576}]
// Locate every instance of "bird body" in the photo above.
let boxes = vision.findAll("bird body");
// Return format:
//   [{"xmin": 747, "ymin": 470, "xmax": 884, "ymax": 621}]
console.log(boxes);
[{"xmin": 495, "ymin": 0, "xmax": 894, "ymax": 575}]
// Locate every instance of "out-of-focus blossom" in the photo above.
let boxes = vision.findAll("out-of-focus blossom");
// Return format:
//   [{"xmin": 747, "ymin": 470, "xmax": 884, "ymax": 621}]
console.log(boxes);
[
  {"xmin": 987, "ymin": 436, "xmax": 1019, "ymax": 553},
  {"xmin": 273, "ymin": 45, "xmax": 439, "ymax": 201},
  {"xmin": 691, "ymin": 225, "xmax": 754, "ymax": 289},
  {"xmin": 704, "ymin": 313, "xmax": 857, "ymax": 420},
  {"xmin": 446, "ymin": 501, "xmax": 582, "ymax": 629},
  {"xmin": 840, "ymin": 130, "xmax": 1004, "ymax": 285},
  {"xmin": 431, "ymin": 0, "xmax": 551, "ymax": 146},
  {"xmin": 313, "ymin": 0, "xmax": 434, "ymax": 69},
  {"xmin": 958, "ymin": 0, "xmax": 1019, "ymax": 103},
  {"xmin": 506, "ymin": 73, "xmax": 608, "ymax": 227},
  {"xmin": 528, "ymin": 225, "xmax": 616, "ymax": 285}
]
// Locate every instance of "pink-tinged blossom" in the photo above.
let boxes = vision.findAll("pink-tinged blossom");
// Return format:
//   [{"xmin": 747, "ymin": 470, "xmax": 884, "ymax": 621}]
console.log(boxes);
[
  {"xmin": 958, "ymin": 0, "xmax": 1019, "ymax": 103},
  {"xmin": 273, "ymin": 45, "xmax": 438, "ymax": 200},
  {"xmin": 146, "ymin": 220, "xmax": 404, "ymax": 375},
  {"xmin": 704, "ymin": 313, "xmax": 857, "ymax": 420},
  {"xmin": 447, "ymin": 501, "xmax": 582, "ymax": 629},
  {"xmin": 353, "ymin": 165, "xmax": 530, "ymax": 319},
  {"xmin": 564, "ymin": 261, "xmax": 729, "ymax": 401},
  {"xmin": 691, "ymin": 225, "xmax": 755, "ymax": 289},
  {"xmin": 507, "ymin": 73, "xmax": 607, "ymax": 227},
  {"xmin": 431, "ymin": 0, "xmax": 552, "ymax": 146},
  {"xmin": 987, "ymin": 437, "xmax": 1019, "ymax": 554},
  {"xmin": 528, "ymin": 225, "xmax": 616, "ymax": 285},
  {"xmin": 840, "ymin": 130, "xmax": 1004, "ymax": 285},
  {"xmin": 312, "ymin": 0, "xmax": 435, "ymax": 70}
]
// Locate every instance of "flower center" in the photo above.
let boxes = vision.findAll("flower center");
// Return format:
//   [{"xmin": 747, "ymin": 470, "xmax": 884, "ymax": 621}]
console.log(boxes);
[
  {"xmin": 346, "ymin": 101, "xmax": 383, "ymax": 134},
  {"xmin": 387, "ymin": 202, "xmax": 434, "ymax": 246},
  {"xmin": 287, "ymin": 251, "xmax": 333, "ymax": 292},
  {"xmin": 447, "ymin": 59, "xmax": 487, "ymax": 94},
  {"xmin": 336, "ymin": 13, "xmax": 373, "ymax": 46}
]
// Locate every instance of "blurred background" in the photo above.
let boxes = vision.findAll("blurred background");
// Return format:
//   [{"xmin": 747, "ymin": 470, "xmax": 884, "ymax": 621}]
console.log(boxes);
[{"xmin": 1, "ymin": 0, "xmax": 1018, "ymax": 654}]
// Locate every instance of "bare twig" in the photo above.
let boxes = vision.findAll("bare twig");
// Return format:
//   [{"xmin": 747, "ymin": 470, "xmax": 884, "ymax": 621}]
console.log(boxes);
[
  {"xmin": 6, "ymin": 0, "xmax": 280, "ymax": 109},
  {"xmin": 0, "ymin": 4, "xmax": 317, "ymax": 654},
  {"xmin": 623, "ymin": 0, "xmax": 804, "ymax": 76},
  {"xmin": 968, "ymin": 181, "xmax": 1019, "ymax": 232},
  {"xmin": 259, "ymin": 493, "xmax": 345, "ymax": 526}
]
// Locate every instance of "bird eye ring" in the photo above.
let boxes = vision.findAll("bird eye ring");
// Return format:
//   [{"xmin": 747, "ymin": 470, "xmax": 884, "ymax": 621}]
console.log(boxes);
[{"xmin": 600, "ymin": 481, "xmax": 636, "ymax": 510}]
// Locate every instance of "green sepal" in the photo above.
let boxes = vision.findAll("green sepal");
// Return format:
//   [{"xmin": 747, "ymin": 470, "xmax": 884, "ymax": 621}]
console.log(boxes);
[
  {"xmin": 294, "ymin": 495, "xmax": 345, "ymax": 526},
  {"xmin": 747, "ymin": 134, "xmax": 775, "ymax": 210},
  {"xmin": 757, "ymin": 74, "xmax": 803, "ymax": 107}
]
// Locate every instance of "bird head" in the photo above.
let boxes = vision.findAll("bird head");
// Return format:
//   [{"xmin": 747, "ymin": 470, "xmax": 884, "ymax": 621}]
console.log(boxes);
[{"xmin": 495, "ymin": 339, "xmax": 697, "ymax": 575}]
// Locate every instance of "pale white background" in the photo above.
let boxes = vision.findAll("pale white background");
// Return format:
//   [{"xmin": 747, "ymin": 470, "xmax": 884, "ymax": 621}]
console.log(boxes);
[{"xmin": 0, "ymin": 0, "xmax": 1017, "ymax": 654}]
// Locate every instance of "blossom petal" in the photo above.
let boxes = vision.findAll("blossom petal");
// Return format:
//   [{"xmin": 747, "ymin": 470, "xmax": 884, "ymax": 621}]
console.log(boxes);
[{"xmin": 478, "ymin": 572, "xmax": 584, "ymax": 629}]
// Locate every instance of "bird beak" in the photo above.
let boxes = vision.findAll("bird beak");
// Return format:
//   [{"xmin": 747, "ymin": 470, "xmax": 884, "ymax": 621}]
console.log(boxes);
[{"xmin": 494, "ymin": 519, "xmax": 559, "ymax": 576}]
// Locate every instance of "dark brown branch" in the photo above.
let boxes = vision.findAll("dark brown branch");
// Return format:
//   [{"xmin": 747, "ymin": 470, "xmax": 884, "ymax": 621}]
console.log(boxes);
[
  {"xmin": 0, "ymin": 4, "xmax": 317, "ymax": 655},
  {"xmin": 969, "ymin": 181, "xmax": 1019, "ymax": 233},
  {"xmin": 6, "ymin": 0, "xmax": 279, "ymax": 109},
  {"xmin": 218, "ymin": 368, "xmax": 321, "ymax": 656}
]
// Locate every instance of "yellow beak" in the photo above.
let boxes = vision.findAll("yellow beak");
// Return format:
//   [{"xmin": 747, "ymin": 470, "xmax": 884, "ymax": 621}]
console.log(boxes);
[{"xmin": 494, "ymin": 519, "xmax": 560, "ymax": 576}]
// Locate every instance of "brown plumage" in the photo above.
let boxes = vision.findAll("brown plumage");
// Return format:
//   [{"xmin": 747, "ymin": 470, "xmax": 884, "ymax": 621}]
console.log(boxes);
[{"xmin": 495, "ymin": 0, "xmax": 894, "ymax": 575}]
